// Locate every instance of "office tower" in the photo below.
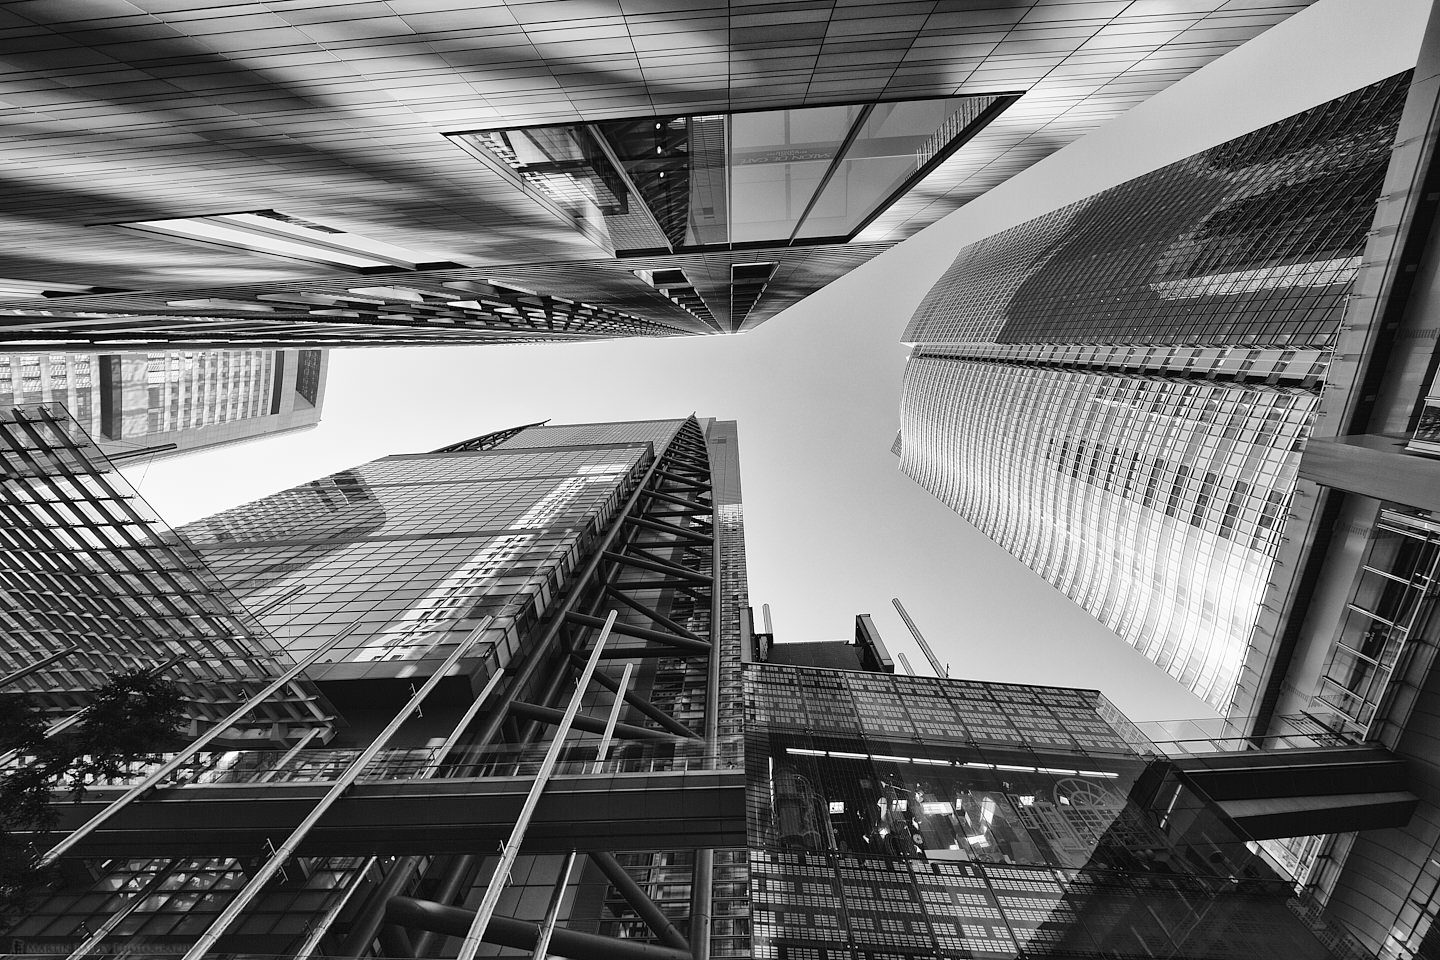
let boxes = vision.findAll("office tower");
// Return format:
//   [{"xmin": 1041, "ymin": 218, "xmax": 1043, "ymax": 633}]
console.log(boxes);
[
  {"xmin": 896, "ymin": 74, "xmax": 1412, "ymax": 716},
  {"xmin": 2, "ymin": 406, "xmax": 1412, "ymax": 960},
  {"xmin": 1223, "ymin": 7, "xmax": 1440, "ymax": 952},
  {"xmin": 0, "ymin": 2, "xmax": 1317, "ymax": 348},
  {"xmin": 0, "ymin": 348, "xmax": 328, "ymax": 462}
]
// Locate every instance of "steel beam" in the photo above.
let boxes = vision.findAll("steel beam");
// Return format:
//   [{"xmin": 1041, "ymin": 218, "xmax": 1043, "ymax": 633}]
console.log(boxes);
[
  {"xmin": 582, "ymin": 663, "xmax": 699, "ymax": 739},
  {"xmin": 597, "ymin": 645, "xmax": 709, "ymax": 660},
  {"xmin": 603, "ymin": 550, "xmax": 713, "ymax": 584},
  {"xmin": 590, "ymin": 851, "xmax": 690, "ymax": 950},
  {"xmin": 625, "ymin": 515, "xmax": 714, "ymax": 544},
  {"xmin": 386, "ymin": 896, "xmax": 693, "ymax": 960},
  {"xmin": 652, "ymin": 469, "xmax": 712, "ymax": 492},
  {"xmin": 507, "ymin": 701, "xmax": 681, "ymax": 742},
  {"xmin": 639, "ymin": 488, "xmax": 713, "ymax": 513},
  {"xmin": 603, "ymin": 586, "xmax": 706, "ymax": 642},
  {"xmin": 455, "ymin": 612, "xmax": 618, "ymax": 960},
  {"xmin": 566, "ymin": 611, "xmax": 710, "ymax": 652}
]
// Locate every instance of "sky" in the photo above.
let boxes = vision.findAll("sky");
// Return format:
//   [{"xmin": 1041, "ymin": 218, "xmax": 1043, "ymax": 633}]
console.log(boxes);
[{"xmin": 120, "ymin": 0, "xmax": 1430, "ymax": 724}]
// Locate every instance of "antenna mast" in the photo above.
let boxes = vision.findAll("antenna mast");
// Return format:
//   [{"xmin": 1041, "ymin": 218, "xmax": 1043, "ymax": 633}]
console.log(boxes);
[{"xmin": 892, "ymin": 598, "xmax": 947, "ymax": 677}]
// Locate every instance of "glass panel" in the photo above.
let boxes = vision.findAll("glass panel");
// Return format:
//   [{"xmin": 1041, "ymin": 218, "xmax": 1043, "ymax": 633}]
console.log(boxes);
[
  {"xmin": 728, "ymin": 104, "xmax": 862, "ymax": 244},
  {"xmin": 797, "ymin": 98, "xmax": 973, "ymax": 240}
]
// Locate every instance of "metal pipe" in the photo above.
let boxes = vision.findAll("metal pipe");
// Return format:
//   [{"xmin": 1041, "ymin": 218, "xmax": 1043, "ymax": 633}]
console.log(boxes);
[
  {"xmin": 257, "ymin": 727, "xmax": 324, "ymax": 783},
  {"xmin": 0, "ymin": 644, "xmax": 81, "ymax": 689},
  {"xmin": 897, "ymin": 651, "xmax": 916, "ymax": 676},
  {"xmin": 39, "ymin": 622, "xmax": 361, "ymax": 866},
  {"xmin": 378, "ymin": 922, "xmax": 417, "ymax": 958},
  {"xmin": 454, "ymin": 610, "xmax": 618, "ymax": 960},
  {"xmin": 408, "ymin": 854, "xmax": 477, "ymax": 957},
  {"xmin": 566, "ymin": 611, "xmax": 710, "ymax": 652},
  {"xmin": 341, "ymin": 856, "xmax": 423, "ymax": 957},
  {"xmin": 387, "ymin": 896, "xmax": 693, "ymax": 960},
  {"xmin": 531, "ymin": 850, "xmax": 578, "ymax": 959},
  {"xmin": 432, "ymin": 668, "xmax": 506, "ymax": 775},
  {"xmin": 590, "ymin": 851, "xmax": 689, "ymax": 950},
  {"xmin": 593, "ymin": 663, "xmax": 633, "ymax": 771},
  {"xmin": 180, "ymin": 619, "xmax": 496, "ymax": 960},
  {"xmin": 690, "ymin": 849, "xmax": 713, "ymax": 960},
  {"xmin": 467, "ymin": 435, "xmax": 676, "ymax": 753},
  {"xmin": 891, "ymin": 598, "xmax": 947, "ymax": 678},
  {"xmin": 507, "ymin": 701, "xmax": 681, "ymax": 743},
  {"xmin": 291, "ymin": 856, "xmax": 379, "ymax": 960},
  {"xmin": 64, "ymin": 859, "xmax": 181, "ymax": 959},
  {"xmin": 583, "ymin": 664, "xmax": 698, "ymax": 739}
]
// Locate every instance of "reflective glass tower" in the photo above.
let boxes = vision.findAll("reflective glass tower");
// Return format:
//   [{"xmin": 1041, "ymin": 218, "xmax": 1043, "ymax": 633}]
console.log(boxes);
[{"xmin": 897, "ymin": 75, "xmax": 1412, "ymax": 715}]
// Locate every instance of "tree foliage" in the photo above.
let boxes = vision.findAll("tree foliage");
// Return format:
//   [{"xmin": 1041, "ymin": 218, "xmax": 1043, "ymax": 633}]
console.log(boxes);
[{"xmin": 0, "ymin": 669, "xmax": 185, "ymax": 931}]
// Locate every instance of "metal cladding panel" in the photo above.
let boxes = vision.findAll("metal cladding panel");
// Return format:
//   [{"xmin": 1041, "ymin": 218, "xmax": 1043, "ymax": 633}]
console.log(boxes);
[{"xmin": 0, "ymin": 2, "xmax": 1316, "ymax": 347}]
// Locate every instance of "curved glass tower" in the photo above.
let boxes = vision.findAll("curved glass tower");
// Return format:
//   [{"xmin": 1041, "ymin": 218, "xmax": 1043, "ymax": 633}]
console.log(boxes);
[{"xmin": 898, "ymin": 75, "xmax": 1411, "ymax": 714}]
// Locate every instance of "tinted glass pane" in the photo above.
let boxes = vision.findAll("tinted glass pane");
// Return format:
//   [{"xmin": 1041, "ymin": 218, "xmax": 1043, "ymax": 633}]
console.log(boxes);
[
  {"xmin": 797, "ymin": 98, "xmax": 975, "ymax": 240},
  {"xmin": 728, "ymin": 105, "xmax": 861, "ymax": 244}
]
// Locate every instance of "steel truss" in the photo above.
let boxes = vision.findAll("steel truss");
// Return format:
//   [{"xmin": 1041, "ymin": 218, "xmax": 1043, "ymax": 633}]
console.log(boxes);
[
  {"xmin": 33, "ymin": 417, "xmax": 727, "ymax": 959},
  {"xmin": 352, "ymin": 416, "xmax": 722, "ymax": 958}
]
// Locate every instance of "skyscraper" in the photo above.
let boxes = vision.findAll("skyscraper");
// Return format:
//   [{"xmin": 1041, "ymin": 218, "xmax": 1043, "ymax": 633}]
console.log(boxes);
[
  {"xmin": 0, "ymin": 2, "xmax": 1317, "ymax": 348},
  {"xmin": 0, "ymin": 348, "xmax": 328, "ymax": 462},
  {"xmin": 1, "ymin": 406, "xmax": 1411, "ymax": 959},
  {"xmin": 896, "ymin": 74, "xmax": 1412, "ymax": 715}
]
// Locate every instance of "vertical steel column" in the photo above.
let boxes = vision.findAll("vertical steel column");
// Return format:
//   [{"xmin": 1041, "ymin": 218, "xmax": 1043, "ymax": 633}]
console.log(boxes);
[
  {"xmin": 530, "ymin": 850, "xmax": 578, "ymax": 960},
  {"xmin": 454, "ymin": 611, "xmax": 618, "ymax": 960},
  {"xmin": 693, "ymin": 422, "xmax": 721, "ymax": 960},
  {"xmin": 180, "ymin": 621, "xmax": 496, "ymax": 960}
]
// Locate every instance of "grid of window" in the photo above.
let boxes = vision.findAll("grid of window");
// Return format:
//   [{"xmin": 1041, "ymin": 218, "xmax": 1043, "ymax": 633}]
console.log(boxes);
[
  {"xmin": 747, "ymin": 849, "xmax": 1326, "ymax": 960},
  {"xmin": 905, "ymin": 73, "xmax": 1410, "ymax": 348},
  {"xmin": 1308, "ymin": 509, "xmax": 1440, "ymax": 740},
  {"xmin": 176, "ymin": 441, "xmax": 651, "ymax": 677},
  {"xmin": 900, "ymin": 358, "xmax": 1314, "ymax": 712},
  {"xmin": 0, "ymin": 405, "xmax": 328, "ymax": 732}
]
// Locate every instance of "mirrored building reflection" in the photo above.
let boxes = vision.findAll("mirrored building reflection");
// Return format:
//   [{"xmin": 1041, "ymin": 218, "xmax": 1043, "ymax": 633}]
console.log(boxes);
[{"xmin": 898, "ymin": 74, "xmax": 1412, "ymax": 715}]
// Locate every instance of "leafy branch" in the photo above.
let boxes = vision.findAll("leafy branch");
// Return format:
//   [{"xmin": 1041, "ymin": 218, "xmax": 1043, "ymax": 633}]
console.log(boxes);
[{"xmin": 0, "ymin": 670, "xmax": 185, "ymax": 930}]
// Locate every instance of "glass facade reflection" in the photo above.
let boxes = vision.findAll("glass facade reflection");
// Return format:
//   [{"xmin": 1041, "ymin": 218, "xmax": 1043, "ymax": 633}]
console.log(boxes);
[
  {"xmin": 899, "ymin": 76, "xmax": 1412, "ymax": 714},
  {"xmin": 901, "ymin": 358, "xmax": 1314, "ymax": 710},
  {"xmin": 453, "ymin": 96, "xmax": 1009, "ymax": 254},
  {"xmin": 178, "ymin": 423, "xmax": 684, "ymax": 679},
  {"xmin": 904, "ymin": 75, "xmax": 1409, "ymax": 348},
  {"xmin": 743, "ymin": 664, "xmax": 1355, "ymax": 960}
]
